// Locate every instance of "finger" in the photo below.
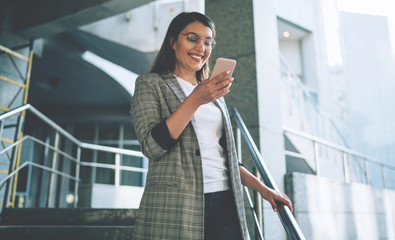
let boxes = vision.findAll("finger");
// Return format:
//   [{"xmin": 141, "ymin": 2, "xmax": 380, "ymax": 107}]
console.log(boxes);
[
  {"xmin": 282, "ymin": 194, "xmax": 293, "ymax": 209},
  {"xmin": 211, "ymin": 71, "xmax": 231, "ymax": 83},
  {"xmin": 282, "ymin": 193, "xmax": 290, "ymax": 200},
  {"xmin": 216, "ymin": 78, "xmax": 234, "ymax": 91},
  {"xmin": 217, "ymin": 82, "xmax": 233, "ymax": 97},
  {"xmin": 287, "ymin": 201, "xmax": 293, "ymax": 211},
  {"xmin": 270, "ymin": 200, "xmax": 278, "ymax": 212},
  {"xmin": 216, "ymin": 81, "xmax": 233, "ymax": 92},
  {"xmin": 280, "ymin": 196, "xmax": 293, "ymax": 211}
]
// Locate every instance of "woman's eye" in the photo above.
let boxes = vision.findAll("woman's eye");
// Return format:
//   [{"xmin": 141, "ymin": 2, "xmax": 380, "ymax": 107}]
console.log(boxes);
[
  {"xmin": 204, "ymin": 41, "xmax": 211, "ymax": 46},
  {"xmin": 188, "ymin": 36, "xmax": 199, "ymax": 43}
]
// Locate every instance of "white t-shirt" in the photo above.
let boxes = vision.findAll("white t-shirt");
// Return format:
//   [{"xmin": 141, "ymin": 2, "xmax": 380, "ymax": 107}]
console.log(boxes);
[{"xmin": 176, "ymin": 76, "xmax": 230, "ymax": 193}]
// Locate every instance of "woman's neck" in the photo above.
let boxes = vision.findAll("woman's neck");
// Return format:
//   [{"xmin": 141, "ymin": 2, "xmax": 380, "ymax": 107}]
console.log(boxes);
[{"xmin": 173, "ymin": 70, "xmax": 198, "ymax": 86}]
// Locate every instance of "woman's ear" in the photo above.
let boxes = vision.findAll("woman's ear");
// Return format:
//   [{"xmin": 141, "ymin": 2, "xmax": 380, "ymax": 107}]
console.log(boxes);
[{"xmin": 170, "ymin": 37, "xmax": 176, "ymax": 50}]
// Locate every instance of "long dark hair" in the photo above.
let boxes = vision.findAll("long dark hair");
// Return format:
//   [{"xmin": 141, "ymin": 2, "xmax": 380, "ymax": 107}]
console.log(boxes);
[{"xmin": 149, "ymin": 12, "xmax": 216, "ymax": 82}]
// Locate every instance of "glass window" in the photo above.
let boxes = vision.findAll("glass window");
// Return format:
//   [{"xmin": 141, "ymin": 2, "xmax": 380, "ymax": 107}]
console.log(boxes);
[
  {"xmin": 96, "ymin": 168, "xmax": 115, "ymax": 185},
  {"xmin": 123, "ymin": 123, "xmax": 137, "ymax": 140},
  {"xmin": 74, "ymin": 124, "xmax": 95, "ymax": 141},
  {"xmin": 99, "ymin": 123, "xmax": 119, "ymax": 141}
]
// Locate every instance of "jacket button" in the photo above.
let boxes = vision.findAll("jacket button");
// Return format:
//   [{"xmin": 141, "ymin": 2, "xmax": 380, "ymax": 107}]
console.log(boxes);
[{"xmin": 195, "ymin": 149, "xmax": 201, "ymax": 156}]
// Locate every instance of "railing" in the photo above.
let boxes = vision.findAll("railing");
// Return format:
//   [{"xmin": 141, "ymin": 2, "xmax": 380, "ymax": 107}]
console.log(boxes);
[
  {"xmin": 284, "ymin": 127, "xmax": 395, "ymax": 189},
  {"xmin": 1, "ymin": 104, "xmax": 309, "ymax": 239},
  {"xmin": 231, "ymin": 108, "xmax": 306, "ymax": 240},
  {"xmin": 0, "ymin": 104, "xmax": 146, "ymax": 212}
]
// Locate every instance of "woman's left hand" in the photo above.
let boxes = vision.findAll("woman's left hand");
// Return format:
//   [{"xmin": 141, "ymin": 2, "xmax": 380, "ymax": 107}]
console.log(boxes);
[
  {"xmin": 238, "ymin": 165, "xmax": 293, "ymax": 213},
  {"xmin": 259, "ymin": 187, "xmax": 293, "ymax": 212}
]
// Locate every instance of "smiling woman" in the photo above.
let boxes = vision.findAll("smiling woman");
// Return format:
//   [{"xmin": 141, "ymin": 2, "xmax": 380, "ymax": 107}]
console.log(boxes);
[{"xmin": 130, "ymin": 11, "xmax": 293, "ymax": 240}]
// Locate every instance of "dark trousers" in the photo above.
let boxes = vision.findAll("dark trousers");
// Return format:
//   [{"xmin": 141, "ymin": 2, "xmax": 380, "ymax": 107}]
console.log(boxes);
[{"xmin": 204, "ymin": 190, "xmax": 242, "ymax": 240}]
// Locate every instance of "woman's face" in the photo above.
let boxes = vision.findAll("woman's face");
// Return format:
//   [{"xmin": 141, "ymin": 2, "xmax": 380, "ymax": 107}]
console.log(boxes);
[{"xmin": 172, "ymin": 21, "xmax": 214, "ymax": 77}]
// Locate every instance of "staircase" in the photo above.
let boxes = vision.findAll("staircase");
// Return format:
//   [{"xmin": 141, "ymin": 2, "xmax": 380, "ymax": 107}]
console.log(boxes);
[{"xmin": 0, "ymin": 208, "xmax": 136, "ymax": 240}]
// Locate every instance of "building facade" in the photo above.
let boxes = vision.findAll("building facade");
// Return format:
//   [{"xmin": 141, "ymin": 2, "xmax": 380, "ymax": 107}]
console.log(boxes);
[{"xmin": 1, "ymin": 0, "xmax": 395, "ymax": 239}]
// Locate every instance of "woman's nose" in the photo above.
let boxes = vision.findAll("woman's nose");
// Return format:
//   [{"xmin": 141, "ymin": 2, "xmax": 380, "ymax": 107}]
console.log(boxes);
[{"xmin": 195, "ymin": 40, "xmax": 205, "ymax": 51}]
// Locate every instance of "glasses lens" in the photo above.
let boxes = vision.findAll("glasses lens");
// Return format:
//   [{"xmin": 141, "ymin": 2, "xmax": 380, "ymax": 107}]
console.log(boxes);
[
  {"xmin": 185, "ymin": 33, "xmax": 215, "ymax": 49},
  {"xmin": 210, "ymin": 39, "xmax": 216, "ymax": 48},
  {"xmin": 187, "ymin": 35, "xmax": 199, "ymax": 44}
]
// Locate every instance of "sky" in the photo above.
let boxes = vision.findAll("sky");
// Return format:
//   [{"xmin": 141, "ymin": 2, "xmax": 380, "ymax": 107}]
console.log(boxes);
[{"xmin": 337, "ymin": 0, "xmax": 395, "ymax": 55}]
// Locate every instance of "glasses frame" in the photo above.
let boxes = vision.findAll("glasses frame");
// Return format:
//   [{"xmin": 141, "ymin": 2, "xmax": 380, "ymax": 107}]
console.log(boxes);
[{"xmin": 179, "ymin": 32, "xmax": 216, "ymax": 49}]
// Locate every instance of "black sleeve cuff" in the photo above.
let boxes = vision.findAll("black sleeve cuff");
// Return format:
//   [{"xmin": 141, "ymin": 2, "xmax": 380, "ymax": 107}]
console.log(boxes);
[
  {"xmin": 238, "ymin": 161, "xmax": 244, "ymax": 167},
  {"xmin": 151, "ymin": 119, "xmax": 178, "ymax": 150}
]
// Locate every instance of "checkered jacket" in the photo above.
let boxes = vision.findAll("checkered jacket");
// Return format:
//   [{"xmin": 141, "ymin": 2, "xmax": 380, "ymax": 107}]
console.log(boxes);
[{"xmin": 130, "ymin": 72, "xmax": 250, "ymax": 240}]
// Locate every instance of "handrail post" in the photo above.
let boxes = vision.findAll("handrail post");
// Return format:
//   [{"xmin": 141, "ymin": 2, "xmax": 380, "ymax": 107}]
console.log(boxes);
[
  {"xmin": 236, "ymin": 127, "xmax": 242, "ymax": 162},
  {"xmin": 342, "ymin": 152, "xmax": 349, "ymax": 183},
  {"xmin": 364, "ymin": 159, "xmax": 370, "ymax": 185},
  {"xmin": 1, "ymin": 104, "xmax": 150, "ymax": 212},
  {"xmin": 244, "ymin": 186, "xmax": 264, "ymax": 240},
  {"xmin": 254, "ymin": 167, "xmax": 263, "ymax": 229},
  {"xmin": 115, "ymin": 153, "xmax": 120, "ymax": 186},
  {"xmin": 2, "ymin": 108, "xmax": 25, "ymax": 208},
  {"xmin": 0, "ymin": 120, "xmax": 3, "ymax": 140},
  {"xmin": 313, "ymin": 141, "xmax": 320, "ymax": 175},
  {"xmin": 236, "ymin": 125, "xmax": 264, "ymax": 239},
  {"xmin": 381, "ymin": 165, "xmax": 387, "ymax": 189},
  {"xmin": 47, "ymin": 131, "xmax": 60, "ymax": 207},
  {"xmin": 74, "ymin": 146, "xmax": 81, "ymax": 207}
]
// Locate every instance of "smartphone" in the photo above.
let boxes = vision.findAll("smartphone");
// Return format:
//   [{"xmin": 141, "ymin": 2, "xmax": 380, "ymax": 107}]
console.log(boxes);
[{"xmin": 210, "ymin": 58, "xmax": 237, "ymax": 80}]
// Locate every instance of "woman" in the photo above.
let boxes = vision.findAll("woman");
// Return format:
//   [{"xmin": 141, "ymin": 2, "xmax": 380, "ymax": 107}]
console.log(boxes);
[{"xmin": 130, "ymin": 12, "xmax": 292, "ymax": 240}]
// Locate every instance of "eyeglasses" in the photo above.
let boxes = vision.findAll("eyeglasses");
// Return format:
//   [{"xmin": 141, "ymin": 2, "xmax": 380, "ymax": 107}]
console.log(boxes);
[{"xmin": 180, "ymin": 32, "xmax": 216, "ymax": 49}]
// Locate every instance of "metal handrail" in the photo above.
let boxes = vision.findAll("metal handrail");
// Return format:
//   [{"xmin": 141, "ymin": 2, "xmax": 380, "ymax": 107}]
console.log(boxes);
[
  {"xmin": 0, "ymin": 104, "xmax": 80, "ymax": 144},
  {"xmin": 80, "ymin": 142, "xmax": 144, "ymax": 157},
  {"xmin": 0, "ymin": 135, "xmax": 148, "ymax": 182},
  {"xmin": 0, "ymin": 105, "xmax": 145, "ymax": 158},
  {"xmin": 230, "ymin": 108, "xmax": 306, "ymax": 240},
  {"xmin": 283, "ymin": 126, "xmax": 395, "ymax": 187},
  {"xmin": 0, "ymin": 104, "xmax": 146, "ymax": 210},
  {"xmin": 283, "ymin": 127, "xmax": 395, "ymax": 170},
  {"xmin": 0, "ymin": 136, "xmax": 147, "ymax": 189},
  {"xmin": 0, "ymin": 161, "xmax": 79, "ymax": 190}
]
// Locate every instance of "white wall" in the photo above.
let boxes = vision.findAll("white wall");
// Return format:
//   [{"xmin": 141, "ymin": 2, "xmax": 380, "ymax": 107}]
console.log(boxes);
[
  {"xmin": 279, "ymin": 40, "xmax": 303, "ymax": 77},
  {"xmin": 287, "ymin": 172, "xmax": 395, "ymax": 240},
  {"xmin": 253, "ymin": 0, "xmax": 286, "ymax": 238},
  {"xmin": 91, "ymin": 184, "xmax": 144, "ymax": 209},
  {"xmin": 275, "ymin": 0, "xmax": 316, "ymax": 31}
]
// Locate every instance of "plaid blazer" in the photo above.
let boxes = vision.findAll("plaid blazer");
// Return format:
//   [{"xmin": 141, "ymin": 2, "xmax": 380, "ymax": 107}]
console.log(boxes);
[{"xmin": 130, "ymin": 72, "xmax": 250, "ymax": 240}]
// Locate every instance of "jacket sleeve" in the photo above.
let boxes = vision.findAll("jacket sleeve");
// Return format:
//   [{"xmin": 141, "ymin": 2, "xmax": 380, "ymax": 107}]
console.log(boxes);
[{"xmin": 130, "ymin": 74, "xmax": 177, "ymax": 160}]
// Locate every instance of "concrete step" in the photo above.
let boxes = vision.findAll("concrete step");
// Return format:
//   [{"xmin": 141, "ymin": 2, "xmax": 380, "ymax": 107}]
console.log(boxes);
[
  {"xmin": 1, "ymin": 208, "xmax": 137, "ymax": 225},
  {"xmin": 0, "ymin": 225, "xmax": 133, "ymax": 240},
  {"xmin": 0, "ymin": 208, "xmax": 137, "ymax": 240}
]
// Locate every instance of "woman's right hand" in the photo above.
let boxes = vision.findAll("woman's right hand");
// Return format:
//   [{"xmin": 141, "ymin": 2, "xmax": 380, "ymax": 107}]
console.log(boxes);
[
  {"xmin": 190, "ymin": 71, "xmax": 234, "ymax": 106},
  {"xmin": 164, "ymin": 71, "xmax": 234, "ymax": 140}
]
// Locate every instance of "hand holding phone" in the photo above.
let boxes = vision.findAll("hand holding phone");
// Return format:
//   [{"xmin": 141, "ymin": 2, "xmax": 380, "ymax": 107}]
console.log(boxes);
[{"xmin": 210, "ymin": 58, "xmax": 237, "ymax": 80}]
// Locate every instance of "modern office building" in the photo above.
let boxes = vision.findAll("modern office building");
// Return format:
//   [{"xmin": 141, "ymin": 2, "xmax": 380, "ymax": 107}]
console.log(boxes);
[{"xmin": 1, "ymin": 0, "xmax": 394, "ymax": 239}]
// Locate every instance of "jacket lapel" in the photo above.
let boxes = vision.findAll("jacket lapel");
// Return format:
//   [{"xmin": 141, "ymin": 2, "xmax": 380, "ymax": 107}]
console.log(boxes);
[
  {"xmin": 214, "ymin": 98, "xmax": 230, "ymax": 123},
  {"xmin": 161, "ymin": 72, "xmax": 187, "ymax": 103},
  {"xmin": 161, "ymin": 72, "xmax": 199, "ymax": 128}
]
